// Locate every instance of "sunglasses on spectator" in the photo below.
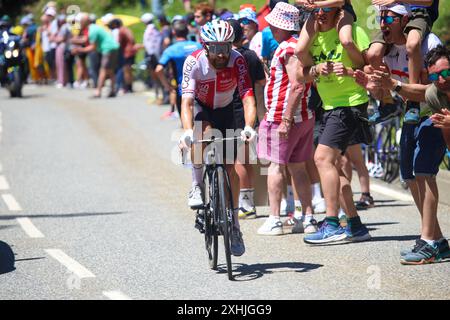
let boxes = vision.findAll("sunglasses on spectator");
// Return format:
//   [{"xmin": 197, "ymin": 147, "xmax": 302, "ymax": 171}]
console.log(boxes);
[
  {"xmin": 428, "ymin": 69, "xmax": 450, "ymax": 82},
  {"xmin": 240, "ymin": 18, "xmax": 252, "ymax": 25},
  {"xmin": 205, "ymin": 43, "xmax": 232, "ymax": 55},
  {"xmin": 377, "ymin": 15, "xmax": 401, "ymax": 25},
  {"xmin": 313, "ymin": 8, "xmax": 333, "ymax": 13}
]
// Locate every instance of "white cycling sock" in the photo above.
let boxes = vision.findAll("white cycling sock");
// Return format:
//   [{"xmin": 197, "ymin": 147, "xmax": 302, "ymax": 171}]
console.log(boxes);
[
  {"xmin": 239, "ymin": 189, "xmax": 254, "ymax": 210},
  {"xmin": 311, "ymin": 183, "xmax": 322, "ymax": 200},
  {"xmin": 191, "ymin": 165, "xmax": 203, "ymax": 187}
]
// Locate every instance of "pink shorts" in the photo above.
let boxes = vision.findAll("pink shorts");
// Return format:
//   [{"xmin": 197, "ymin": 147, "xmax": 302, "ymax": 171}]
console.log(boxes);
[{"xmin": 257, "ymin": 118, "xmax": 315, "ymax": 165}]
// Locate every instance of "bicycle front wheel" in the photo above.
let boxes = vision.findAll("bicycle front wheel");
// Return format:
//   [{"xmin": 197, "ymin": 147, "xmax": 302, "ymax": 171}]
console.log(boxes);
[
  {"xmin": 204, "ymin": 209, "xmax": 218, "ymax": 270},
  {"xmin": 204, "ymin": 172, "xmax": 218, "ymax": 270},
  {"xmin": 215, "ymin": 166, "xmax": 234, "ymax": 281}
]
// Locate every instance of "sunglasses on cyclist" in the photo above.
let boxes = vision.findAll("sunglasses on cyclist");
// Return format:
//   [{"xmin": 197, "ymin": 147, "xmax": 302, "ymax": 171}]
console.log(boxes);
[
  {"xmin": 205, "ymin": 43, "xmax": 231, "ymax": 55},
  {"xmin": 313, "ymin": 7, "xmax": 333, "ymax": 13},
  {"xmin": 377, "ymin": 15, "xmax": 401, "ymax": 25},
  {"xmin": 428, "ymin": 69, "xmax": 450, "ymax": 82}
]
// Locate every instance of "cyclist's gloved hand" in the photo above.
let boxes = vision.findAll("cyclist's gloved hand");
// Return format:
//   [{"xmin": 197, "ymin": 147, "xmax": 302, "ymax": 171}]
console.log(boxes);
[
  {"xmin": 179, "ymin": 129, "xmax": 194, "ymax": 150},
  {"xmin": 240, "ymin": 126, "xmax": 257, "ymax": 142}
]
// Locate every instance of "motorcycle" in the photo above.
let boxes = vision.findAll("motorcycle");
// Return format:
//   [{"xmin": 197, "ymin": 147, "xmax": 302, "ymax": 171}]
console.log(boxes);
[{"xmin": 0, "ymin": 31, "xmax": 26, "ymax": 98}]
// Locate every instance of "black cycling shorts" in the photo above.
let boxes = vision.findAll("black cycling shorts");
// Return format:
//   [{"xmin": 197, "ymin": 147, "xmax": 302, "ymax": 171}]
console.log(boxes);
[{"xmin": 194, "ymin": 100, "xmax": 239, "ymax": 164}]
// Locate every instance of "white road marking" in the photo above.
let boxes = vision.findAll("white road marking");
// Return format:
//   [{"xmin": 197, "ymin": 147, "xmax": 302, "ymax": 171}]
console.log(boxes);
[
  {"xmin": 371, "ymin": 183, "xmax": 414, "ymax": 202},
  {"xmin": 2, "ymin": 194, "xmax": 22, "ymax": 211},
  {"xmin": 16, "ymin": 217, "xmax": 44, "ymax": 238},
  {"xmin": 45, "ymin": 249, "xmax": 96, "ymax": 279},
  {"xmin": 0, "ymin": 175, "xmax": 10, "ymax": 190},
  {"xmin": 102, "ymin": 291, "xmax": 132, "ymax": 300}
]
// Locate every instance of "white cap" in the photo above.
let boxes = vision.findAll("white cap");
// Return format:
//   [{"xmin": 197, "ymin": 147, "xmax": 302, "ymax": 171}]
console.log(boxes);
[
  {"xmin": 45, "ymin": 7, "xmax": 57, "ymax": 17},
  {"xmin": 101, "ymin": 13, "xmax": 114, "ymax": 25},
  {"xmin": 377, "ymin": 4, "xmax": 412, "ymax": 16},
  {"xmin": 172, "ymin": 15, "xmax": 184, "ymax": 23},
  {"xmin": 141, "ymin": 13, "xmax": 154, "ymax": 24}
]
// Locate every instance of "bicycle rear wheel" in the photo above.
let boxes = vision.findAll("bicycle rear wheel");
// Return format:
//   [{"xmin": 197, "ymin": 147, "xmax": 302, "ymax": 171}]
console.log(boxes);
[
  {"xmin": 382, "ymin": 123, "xmax": 400, "ymax": 183},
  {"xmin": 215, "ymin": 166, "xmax": 234, "ymax": 281},
  {"xmin": 204, "ymin": 172, "xmax": 218, "ymax": 270}
]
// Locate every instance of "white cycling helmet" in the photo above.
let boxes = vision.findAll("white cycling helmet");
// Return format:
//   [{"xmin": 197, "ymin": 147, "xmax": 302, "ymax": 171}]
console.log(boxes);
[{"xmin": 200, "ymin": 20, "xmax": 234, "ymax": 43}]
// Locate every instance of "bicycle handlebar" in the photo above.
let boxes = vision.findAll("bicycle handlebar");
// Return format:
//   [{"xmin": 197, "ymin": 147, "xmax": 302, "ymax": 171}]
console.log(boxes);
[{"xmin": 193, "ymin": 136, "xmax": 241, "ymax": 144}]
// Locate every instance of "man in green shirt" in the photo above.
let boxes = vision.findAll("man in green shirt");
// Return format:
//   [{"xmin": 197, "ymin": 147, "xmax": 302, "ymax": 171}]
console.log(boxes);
[
  {"xmin": 74, "ymin": 13, "xmax": 119, "ymax": 98},
  {"xmin": 296, "ymin": 4, "xmax": 371, "ymax": 244}
]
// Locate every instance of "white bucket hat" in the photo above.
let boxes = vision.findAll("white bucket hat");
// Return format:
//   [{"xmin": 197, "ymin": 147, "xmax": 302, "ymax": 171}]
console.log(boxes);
[{"xmin": 265, "ymin": 2, "xmax": 300, "ymax": 31}]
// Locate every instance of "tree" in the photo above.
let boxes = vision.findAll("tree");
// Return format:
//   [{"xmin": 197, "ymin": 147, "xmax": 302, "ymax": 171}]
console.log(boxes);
[{"xmin": 0, "ymin": 0, "xmax": 39, "ymax": 21}]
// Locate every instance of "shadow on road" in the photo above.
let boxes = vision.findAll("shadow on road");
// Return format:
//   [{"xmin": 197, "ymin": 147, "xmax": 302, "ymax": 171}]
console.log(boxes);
[
  {"xmin": 373, "ymin": 200, "xmax": 397, "ymax": 203},
  {"xmin": 373, "ymin": 204, "xmax": 414, "ymax": 208},
  {"xmin": 0, "ymin": 211, "xmax": 127, "ymax": 221},
  {"xmin": 0, "ymin": 241, "xmax": 16, "ymax": 275},
  {"xmin": 216, "ymin": 262, "xmax": 323, "ymax": 282},
  {"xmin": 369, "ymin": 235, "xmax": 418, "ymax": 242},
  {"xmin": 365, "ymin": 222, "xmax": 399, "ymax": 226},
  {"xmin": 0, "ymin": 225, "xmax": 15, "ymax": 230},
  {"xmin": 15, "ymin": 257, "xmax": 46, "ymax": 262}
]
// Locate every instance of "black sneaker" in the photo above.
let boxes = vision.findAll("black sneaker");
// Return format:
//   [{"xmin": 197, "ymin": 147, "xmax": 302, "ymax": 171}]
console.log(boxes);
[
  {"xmin": 437, "ymin": 238, "xmax": 450, "ymax": 260},
  {"xmin": 355, "ymin": 194, "xmax": 374, "ymax": 210}
]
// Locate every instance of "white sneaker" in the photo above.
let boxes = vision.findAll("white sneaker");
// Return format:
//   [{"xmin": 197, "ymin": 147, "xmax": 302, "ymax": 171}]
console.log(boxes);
[
  {"xmin": 188, "ymin": 185, "xmax": 204, "ymax": 209},
  {"xmin": 303, "ymin": 218, "xmax": 318, "ymax": 234},
  {"xmin": 313, "ymin": 197, "xmax": 326, "ymax": 214},
  {"xmin": 80, "ymin": 81, "xmax": 88, "ymax": 89},
  {"xmin": 257, "ymin": 218, "xmax": 283, "ymax": 236}
]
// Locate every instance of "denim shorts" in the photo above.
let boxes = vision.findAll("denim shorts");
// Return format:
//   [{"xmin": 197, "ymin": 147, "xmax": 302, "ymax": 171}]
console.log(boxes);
[{"xmin": 400, "ymin": 117, "xmax": 446, "ymax": 180}]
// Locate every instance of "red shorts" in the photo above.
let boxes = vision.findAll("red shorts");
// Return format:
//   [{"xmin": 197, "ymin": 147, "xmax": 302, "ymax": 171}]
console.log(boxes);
[{"xmin": 257, "ymin": 117, "xmax": 315, "ymax": 165}]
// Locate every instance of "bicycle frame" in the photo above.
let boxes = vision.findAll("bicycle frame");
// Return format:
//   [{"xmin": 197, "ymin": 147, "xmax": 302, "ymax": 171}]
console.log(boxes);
[{"xmin": 191, "ymin": 136, "xmax": 240, "ymax": 280}]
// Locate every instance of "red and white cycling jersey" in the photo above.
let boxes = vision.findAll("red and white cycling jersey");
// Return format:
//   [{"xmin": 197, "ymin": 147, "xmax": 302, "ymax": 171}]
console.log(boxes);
[
  {"xmin": 264, "ymin": 36, "xmax": 313, "ymax": 124},
  {"xmin": 181, "ymin": 49, "xmax": 254, "ymax": 109}
]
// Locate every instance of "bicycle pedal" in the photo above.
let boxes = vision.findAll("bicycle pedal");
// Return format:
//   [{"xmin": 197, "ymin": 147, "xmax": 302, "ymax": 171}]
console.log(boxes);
[{"xmin": 194, "ymin": 211, "xmax": 205, "ymax": 233}]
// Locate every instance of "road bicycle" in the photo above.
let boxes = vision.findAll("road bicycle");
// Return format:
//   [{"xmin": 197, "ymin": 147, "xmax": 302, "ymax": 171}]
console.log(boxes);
[
  {"xmin": 363, "ymin": 95, "xmax": 403, "ymax": 184},
  {"xmin": 184, "ymin": 136, "xmax": 240, "ymax": 281},
  {"xmin": 442, "ymin": 148, "xmax": 450, "ymax": 170}
]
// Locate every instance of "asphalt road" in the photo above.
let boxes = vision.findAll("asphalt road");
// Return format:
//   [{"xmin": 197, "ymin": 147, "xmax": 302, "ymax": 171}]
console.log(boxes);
[{"xmin": 0, "ymin": 85, "xmax": 449, "ymax": 300}]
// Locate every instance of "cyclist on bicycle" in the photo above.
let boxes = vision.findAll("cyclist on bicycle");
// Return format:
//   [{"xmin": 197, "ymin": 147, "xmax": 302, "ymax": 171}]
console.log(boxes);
[{"xmin": 178, "ymin": 20, "xmax": 257, "ymax": 257}]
